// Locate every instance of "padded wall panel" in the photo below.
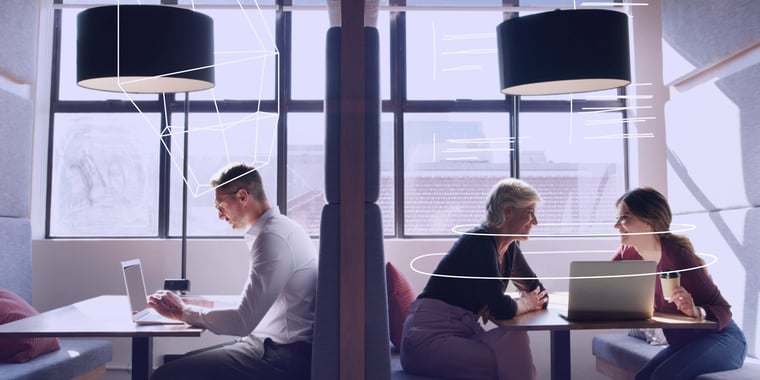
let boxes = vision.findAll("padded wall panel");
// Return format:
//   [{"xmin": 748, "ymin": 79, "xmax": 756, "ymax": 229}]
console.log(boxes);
[
  {"xmin": 717, "ymin": 63, "xmax": 760, "ymax": 207},
  {"xmin": 662, "ymin": 0, "xmax": 760, "ymax": 72},
  {"xmin": 663, "ymin": 1, "xmax": 760, "ymax": 359},
  {"xmin": 363, "ymin": 203, "xmax": 391, "ymax": 379},
  {"xmin": 311, "ymin": 204, "xmax": 391, "ymax": 380},
  {"xmin": 312, "ymin": 206, "xmax": 340, "ymax": 380},
  {"xmin": 666, "ymin": 61, "xmax": 760, "ymax": 214},
  {"xmin": 0, "ymin": 217, "xmax": 32, "ymax": 302},
  {"xmin": 672, "ymin": 207, "xmax": 759, "ymax": 357},
  {"xmin": 0, "ymin": 89, "xmax": 33, "ymax": 218},
  {"xmin": 0, "ymin": 0, "xmax": 40, "ymax": 83},
  {"xmin": 324, "ymin": 27, "xmax": 381, "ymax": 204}
]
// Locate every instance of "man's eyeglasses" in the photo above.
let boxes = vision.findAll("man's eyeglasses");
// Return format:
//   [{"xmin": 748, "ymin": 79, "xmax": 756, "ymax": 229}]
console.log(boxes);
[{"xmin": 214, "ymin": 190, "xmax": 240, "ymax": 212}]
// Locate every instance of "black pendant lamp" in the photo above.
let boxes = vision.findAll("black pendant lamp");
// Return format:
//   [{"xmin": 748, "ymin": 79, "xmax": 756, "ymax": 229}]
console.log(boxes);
[
  {"xmin": 77, "ymin": 4, "xmax": 215, "ymax": 93},
  {"xmin": 497, "ymin": 9, "xmax": 631, "ymax": 96},
  {"xmin": 77, "ymin": 5, "xmax": 215, "ymax": 291}
]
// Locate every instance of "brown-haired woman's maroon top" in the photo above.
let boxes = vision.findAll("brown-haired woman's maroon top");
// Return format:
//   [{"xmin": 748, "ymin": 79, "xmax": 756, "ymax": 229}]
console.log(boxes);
[{"xmin": 612, "ymin": 239, "xmax": 732, "ymax": 347}]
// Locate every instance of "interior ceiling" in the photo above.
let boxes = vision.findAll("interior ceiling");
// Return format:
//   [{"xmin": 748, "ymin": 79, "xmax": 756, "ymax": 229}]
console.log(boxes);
[
  {"xmin": 65, "ymin": 1, "xmax": 588, "ymax": 9},
  {"xmin": 61, "ymin": 0, "xmax": 588, "ymax": 7},
  {"xmin": 323, "ymin": 0, "xmax": 585, "ymax": 26},
  {"xmin": 315, "ymin": 1, "xmax": 632, "ymax": 15},
  {"xmin": 320, "ymin": 1, "xmax": 578, "ymax": 7}
]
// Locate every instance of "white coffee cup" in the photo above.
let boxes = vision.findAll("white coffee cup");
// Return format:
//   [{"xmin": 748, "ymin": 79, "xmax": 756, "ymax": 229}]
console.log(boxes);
[{"xmin": 660, "ymin": 272, "xmax": 680, "ymax": 301}]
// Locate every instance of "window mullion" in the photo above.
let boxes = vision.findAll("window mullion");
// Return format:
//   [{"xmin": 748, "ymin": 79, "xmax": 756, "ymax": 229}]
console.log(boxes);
[{"xmin": 157, "ymin": 94, "xmax": 174, "ymax": 239}]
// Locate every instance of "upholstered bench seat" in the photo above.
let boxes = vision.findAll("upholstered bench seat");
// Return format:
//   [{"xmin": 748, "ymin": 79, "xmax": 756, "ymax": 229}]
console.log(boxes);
[
  {"xmin": 390, "ymin": 351, "xmax": 444, "ymax": 380},
  {"xmin": 592, "ymin": 333, "xmax": 760, "ymax": 380},
  {"xmin": 694, "ymin": 359, "xmax": 760, "ymax": 380},
  {"xmin": 0, "ymin": 339, "xmax": 112, "ymax": 380},
  {"xmin": 592, "ymin": 333, "xmax": 665, "ymax": 377}
]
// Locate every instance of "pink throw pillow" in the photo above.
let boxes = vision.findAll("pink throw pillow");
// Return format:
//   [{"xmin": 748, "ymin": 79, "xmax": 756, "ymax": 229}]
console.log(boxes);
[
  {"xmin": 386, "ymin": 262, "xmax": 416, "ymax": 350},
  {"xmin": 0, "ymin": 288, "xmax": 61, "ymax": 363}
]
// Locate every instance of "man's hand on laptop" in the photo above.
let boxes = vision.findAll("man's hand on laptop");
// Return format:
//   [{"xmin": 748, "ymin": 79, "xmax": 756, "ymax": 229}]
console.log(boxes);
[
  {"xmin": 516, "ymin": 288, "xmax": 548, "ymax": 315},
  {"xmin": 148, "ymin": 290, "xmax": 184, "ymax": 320}
]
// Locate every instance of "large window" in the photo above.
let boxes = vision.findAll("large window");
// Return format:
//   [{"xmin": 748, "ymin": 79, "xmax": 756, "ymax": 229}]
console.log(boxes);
[{"xmin": 47, "ymin": 0, "xmax": 629, "ymax": 238}]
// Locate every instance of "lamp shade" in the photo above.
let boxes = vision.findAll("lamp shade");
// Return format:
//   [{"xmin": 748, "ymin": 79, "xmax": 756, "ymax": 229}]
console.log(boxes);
[
  {"xmin": 497, "ymin": 9, "xmax": 631, "ymax": 96},
  {"xmin": 77, "ymin": 5, "xmax": 214, "ymax": 93}
]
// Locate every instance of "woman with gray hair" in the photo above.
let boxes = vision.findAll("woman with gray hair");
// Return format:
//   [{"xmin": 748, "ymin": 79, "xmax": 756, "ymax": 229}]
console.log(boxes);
[{"xmin": 400, "ymin": 178, "xmax": 548, "ymax": 380}]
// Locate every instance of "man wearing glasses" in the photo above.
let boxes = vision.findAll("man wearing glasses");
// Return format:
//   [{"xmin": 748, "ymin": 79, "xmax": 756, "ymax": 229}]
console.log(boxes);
[{"xmin": 148, "ymin": 162, "xmax": 317, "ymax": 380}]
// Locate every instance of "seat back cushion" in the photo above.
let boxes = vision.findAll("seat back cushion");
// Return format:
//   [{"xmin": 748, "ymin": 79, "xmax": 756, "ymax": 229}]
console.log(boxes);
[
  {"xmin": 0, "ymin": 288, "xmax": 60, "ymax": 363},
  {"xmin": 386, "ymin": 262, "xmax": 416, "ymax": 350}
]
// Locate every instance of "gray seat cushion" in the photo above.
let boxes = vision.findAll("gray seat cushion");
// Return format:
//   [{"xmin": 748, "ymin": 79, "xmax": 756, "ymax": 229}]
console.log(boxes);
[
  {"xmin": 593, "ymin": 333, "xmax": 760, "ymax": 379},
  {"xmin": 694, "ymin": 358, "xmax": 760, "ymax": 380},
  {"xmin": 391, "ymin": 351, "xmax": 445, "ymax": 380},
  {"xmin": 592, "ymin": 333, "xmax": 665, "ymax": 374},
  {"xmin": 0, "ymin": 338, "xmax": 112, "ymax": 380}
]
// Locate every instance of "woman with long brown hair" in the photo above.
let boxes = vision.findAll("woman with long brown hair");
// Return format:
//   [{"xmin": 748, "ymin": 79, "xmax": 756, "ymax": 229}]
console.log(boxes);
[{"xmin": 613, "ymin": 187, "xmax": 746, "ymax": 379}]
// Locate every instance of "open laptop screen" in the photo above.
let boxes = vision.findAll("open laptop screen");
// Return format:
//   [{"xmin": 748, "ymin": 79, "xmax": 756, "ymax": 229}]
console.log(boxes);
[
  {"xmin": 565, "ymin": 260, "xmax": 657, "ymax": 321},
  {"xmin": 121, "ymin": 259, "xmax": 148, "ymax": 314}
]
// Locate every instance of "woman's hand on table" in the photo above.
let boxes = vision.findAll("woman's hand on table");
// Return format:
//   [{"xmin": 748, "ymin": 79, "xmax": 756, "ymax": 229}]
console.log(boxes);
[{"xmin": 516, "ymin": 288, "xmax": 548, "ymax": 315}]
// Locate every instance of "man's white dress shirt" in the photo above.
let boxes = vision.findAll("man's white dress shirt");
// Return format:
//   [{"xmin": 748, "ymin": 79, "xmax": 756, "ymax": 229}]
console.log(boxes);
[{"xmin": 182, "ymin": 207, "xmax": 318, "ymax": 344}]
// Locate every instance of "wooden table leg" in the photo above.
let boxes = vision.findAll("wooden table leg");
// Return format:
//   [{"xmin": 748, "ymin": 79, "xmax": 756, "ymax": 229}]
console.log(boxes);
[
  {"xmin": 551, "ymin": 330, "xmax": 571, "ymax": 380},
  {"xmin": 132, "ymin": 336, "xmax": 153, "ymax": 380}
]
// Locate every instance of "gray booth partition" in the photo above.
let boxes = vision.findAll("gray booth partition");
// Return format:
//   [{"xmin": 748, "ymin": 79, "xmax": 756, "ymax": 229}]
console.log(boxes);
[{"xmin": 310, "ymin": 26, "xmax": 392, "ymax": 380}]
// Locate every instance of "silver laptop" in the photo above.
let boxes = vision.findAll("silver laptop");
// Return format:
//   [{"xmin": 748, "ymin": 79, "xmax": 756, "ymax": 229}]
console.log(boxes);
[
  {"xmin": 121, "ymin": 259, "xmax": 184, "ymax": 325},
  {"xmin": 563, "ymin": 260, "xmax": 657, "ymax": 321}
]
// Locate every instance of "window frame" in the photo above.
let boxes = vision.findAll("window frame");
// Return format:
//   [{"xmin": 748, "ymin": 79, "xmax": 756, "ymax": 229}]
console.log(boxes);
[{"xmin": 46, "ymin": 0, "xmax": 629, "ymax": 239}]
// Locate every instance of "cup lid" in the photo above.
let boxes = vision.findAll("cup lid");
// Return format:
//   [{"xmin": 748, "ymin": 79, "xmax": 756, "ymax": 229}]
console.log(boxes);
[{"xmin": 660, "ymin": 271, "xmax": 680, "ymax": 278}]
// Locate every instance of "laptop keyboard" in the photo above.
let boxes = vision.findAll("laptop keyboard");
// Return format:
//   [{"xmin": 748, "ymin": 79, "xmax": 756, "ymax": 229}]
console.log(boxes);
[{"xmin": 134, "ymin": 309, "xmax": 184, "ymax": 325}]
